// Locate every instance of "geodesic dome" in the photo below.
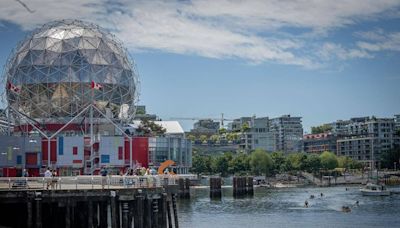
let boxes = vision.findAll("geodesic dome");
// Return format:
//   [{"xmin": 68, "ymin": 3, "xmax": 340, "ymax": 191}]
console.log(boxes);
[{"xmin": 3, "ymin": 20, "xmax": 139, "ymax": 123}]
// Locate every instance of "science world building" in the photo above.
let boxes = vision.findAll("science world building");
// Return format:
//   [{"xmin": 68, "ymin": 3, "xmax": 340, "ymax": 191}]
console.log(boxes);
[{"xmin": 0, "ymin": 20, "xmax": 191, "ymax": 176}]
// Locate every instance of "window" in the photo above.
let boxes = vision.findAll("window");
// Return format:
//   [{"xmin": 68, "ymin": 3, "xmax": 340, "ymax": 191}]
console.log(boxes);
[{"xmin": 73, "ymin": 147, "xmax": 78, "ymax": 155}]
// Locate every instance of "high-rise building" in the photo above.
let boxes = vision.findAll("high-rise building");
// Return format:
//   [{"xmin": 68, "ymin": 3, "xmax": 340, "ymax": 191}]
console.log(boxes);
[
  {"xmin": 238, "ymin": 117, "xmax": 275, "ymax": 151},
  {"xmin": 336, "ymin": 117, "xmax": 396, "ymax": 167},
  {"xmin": 269, "ymin": 115, "xmax": 303, "ymax": 153}
]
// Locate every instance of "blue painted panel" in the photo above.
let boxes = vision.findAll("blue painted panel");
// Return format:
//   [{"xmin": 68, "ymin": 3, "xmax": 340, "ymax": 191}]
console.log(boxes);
[
  {"xmin": 16, "ymin": 155, "xmax": 22, "ymax": 165},
  {"xmin": 101, "ymin": 155, "xmax": 110, "ymax": 163},
  {"xmin": 58, "ymin": 137, "xmax": 64, "ymax": 155}
]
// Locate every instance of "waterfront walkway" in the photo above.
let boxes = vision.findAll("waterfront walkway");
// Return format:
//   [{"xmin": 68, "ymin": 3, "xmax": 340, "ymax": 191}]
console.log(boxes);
[{"xmin": 0, "ymin": 175, "xmax": 178, "ymax": 191}]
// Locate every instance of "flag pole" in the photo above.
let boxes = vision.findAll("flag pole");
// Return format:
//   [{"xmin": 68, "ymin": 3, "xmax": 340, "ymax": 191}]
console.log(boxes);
[{"xmin": 90, "ymin": 81, "xmax": 94, "ymax": 175}]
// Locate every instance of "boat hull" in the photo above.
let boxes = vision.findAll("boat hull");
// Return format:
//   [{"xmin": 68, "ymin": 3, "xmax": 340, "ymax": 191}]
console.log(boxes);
[{"xmin": 361, "ymin": 190, "xmax": 391, "ymax": 196}]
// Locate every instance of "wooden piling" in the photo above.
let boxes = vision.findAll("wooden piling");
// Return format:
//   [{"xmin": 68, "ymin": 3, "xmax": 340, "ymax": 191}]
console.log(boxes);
[
  {"xmin": 166, "ymin": 197, "xmax": 173, "ymax": 228},
  {"xmin": 99, "ymin": 201, "xmax": 108, "ymax": 228},
  {"xmin": 152, "ymin": 198, "xmax": 159, "ymax": 228},
  {"xmin": 172, "ymin": 194, "xmax": 179, "ymax": 228},
  {"xmin": 246, "ymin": 176, "xmax": 254, "ymax": 196},
  {"xmin": 145, "ymin": 197, "xmax": 153, "ymax": 228},
  {"xmin": 210, "ymin": 177, "xmax": 222, "ymax": 198},
  {"xmin": 35, "ymin": 199, "xmax": 42, "ymax": 228},
  {"xmin": 110, "ymin": 193, "xmax": 119, "ymax": 228},
  {"xmin": 122, "ymin": 202, "xmax": 129, "ymax": 228},
  {"xmin": 134, "ymin": 194, "xmax": 144, "ymax": 228},
  {"xmin": 27, "ymin": 201, "xmax": 33, "ymax": 228}
]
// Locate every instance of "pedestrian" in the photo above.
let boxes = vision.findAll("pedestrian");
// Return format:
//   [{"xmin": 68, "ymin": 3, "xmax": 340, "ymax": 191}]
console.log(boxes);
[
  {"xmin": 22, "ymin": 169, "xmax": 29, "ymax": 177},
  {"xmin": 100, "ymin": 167, "xmax": 108, "ymax": 189},
  {"xmin": 320, "ymin": 193, "xmax": 324, "ymax": 197},
  {"xmin": 304, "ymin": 200, "xmax": 309, "ymax": 208},
  {"xmin": 44, "ymin": 168, "xmax": 52, "ymax": 189},
  {"xmin": 51, "ymin": 170, "xmax": 58, "ymax": 189}
]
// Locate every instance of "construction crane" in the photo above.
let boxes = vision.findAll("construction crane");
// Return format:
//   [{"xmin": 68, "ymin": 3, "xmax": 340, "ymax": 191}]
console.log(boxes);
[{"xmin": 169, "ymin": 113, "xmax": 234, "ymax": 128}]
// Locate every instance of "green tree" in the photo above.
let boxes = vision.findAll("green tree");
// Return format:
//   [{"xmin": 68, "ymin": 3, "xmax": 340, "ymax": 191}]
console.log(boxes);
[
  {"xmin": 187, "ymin": 134, "xmax": 196, "ymax": 142},
  {"xmin": 229, "ymin": 153, "xmax": 250, "ymax": 175},
  {"xmin": 311, "ymin": 124, "xmax": 333, "ymax": 134},
  {"xmin": 380, "ymin": 147, "xmax": 400, "ymax": 169},
  {"xmin": 199, "ymin": 135, "xmax": 208, "ymax": 143},
  {"xmin": 249, "ymin": 149, "xmax": 273, "ymax": 176},
  {"xmin": 218, "ymin": 128, "xmax": 227, "ymax": 135},
  {"xmin": 137, "ymin": 119, "xmax": 166, "ymax": 136},
  {"xmin": 304, "ymin": 154, "xmax": 321, "ymax": 173},
  {"xmin": 241, "ymin": 122, "xmax": 250, "ymax": 133},
  {"xmin": 319, "ymin": 151, "xmax": 338, "ymax": 170},
  {"xmin": 191, "ymin": 155, "xmax": 211, "ymax": 175},
  {"xmin": 210, "ymin": 134, "xmax": 220, "ymax": 143},
  {"xmin": 212, "ymin": 153, "xmax": 232, "ymax": 176},
  {"xmin": 286, "ymin": 153, "xmax": 307, "ymax": 171},
  {"xmin": 271, "ymin": 151, "xmax": 286, "ymax": 173},
  {"xmin": 227, "ymin": 133, "xmax": 239, "ymax": 142}
]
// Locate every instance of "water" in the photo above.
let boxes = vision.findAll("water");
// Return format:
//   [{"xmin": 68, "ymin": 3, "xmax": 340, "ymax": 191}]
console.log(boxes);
[{"xmin": 178, "ymin": 186, "xmax": 400, "ymax": 228}]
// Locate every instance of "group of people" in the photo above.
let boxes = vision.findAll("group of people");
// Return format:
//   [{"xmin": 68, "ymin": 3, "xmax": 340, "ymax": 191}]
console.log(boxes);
[{"xmin": 44, "ymin": 168, "xmax": 58, "ymax": 190}]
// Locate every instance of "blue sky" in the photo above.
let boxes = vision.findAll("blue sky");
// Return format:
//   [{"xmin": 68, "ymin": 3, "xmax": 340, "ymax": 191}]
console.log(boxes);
[{"xmin": 1, "ymin": 0, "xmax": 400, "ymax": 132}]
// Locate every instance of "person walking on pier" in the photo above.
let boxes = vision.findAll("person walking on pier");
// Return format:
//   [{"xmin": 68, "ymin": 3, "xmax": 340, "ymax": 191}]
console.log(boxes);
[
  {"xmin": 44, "ymin": 168, "xmax": 52, "ymax": 190},
  {"xmin": 100, "ymin": 167, "xmax": 108, "ymax": 189}
]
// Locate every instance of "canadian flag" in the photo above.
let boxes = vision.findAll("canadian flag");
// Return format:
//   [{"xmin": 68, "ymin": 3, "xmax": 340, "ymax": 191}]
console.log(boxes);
[
  {"xmin": 7, "ymin": 82, "xmax": 20, "ymax": 94},
  {"xmin": 91, "ymin": 81, "xmax": 103, "ymax": 90}
]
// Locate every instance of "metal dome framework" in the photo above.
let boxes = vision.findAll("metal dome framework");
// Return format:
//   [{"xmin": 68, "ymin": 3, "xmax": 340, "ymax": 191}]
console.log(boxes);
[{"xmin": 2, "ymin": 20, "xmax": 140, "ymax": 126}]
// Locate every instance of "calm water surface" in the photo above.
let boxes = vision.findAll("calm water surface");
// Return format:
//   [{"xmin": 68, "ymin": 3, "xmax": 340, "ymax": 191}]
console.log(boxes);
[{"xmin": 178, "ymin": 186, "xmax": 400, "ymax": 228}]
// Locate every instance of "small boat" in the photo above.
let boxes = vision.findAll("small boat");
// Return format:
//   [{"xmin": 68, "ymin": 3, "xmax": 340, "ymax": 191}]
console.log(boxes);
[{"xmin": 360, "ymin": 183, "xmax": 390, "ymax": 196}]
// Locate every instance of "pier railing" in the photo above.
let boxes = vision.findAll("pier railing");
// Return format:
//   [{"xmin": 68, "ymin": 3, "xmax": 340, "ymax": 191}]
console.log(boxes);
[{"xmin": 0, "ymin": 175, "xmax": 178, "ymax": 190}]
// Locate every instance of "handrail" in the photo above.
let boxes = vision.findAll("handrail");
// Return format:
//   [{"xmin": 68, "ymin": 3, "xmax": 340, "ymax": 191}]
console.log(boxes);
[{"xmin": 0, "ymin": 175, "xmax": 179, "ymax": 191}]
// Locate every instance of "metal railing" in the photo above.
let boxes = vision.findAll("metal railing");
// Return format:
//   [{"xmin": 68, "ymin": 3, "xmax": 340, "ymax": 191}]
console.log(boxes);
[{"xmin": 0, "ymin": 175, "xmax": 178, "ymax": 191}]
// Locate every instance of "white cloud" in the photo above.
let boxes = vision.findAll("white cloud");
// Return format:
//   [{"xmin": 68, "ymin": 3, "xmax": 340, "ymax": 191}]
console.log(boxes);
[
  {"xmin": 0, "ymin": 0, "xmax": 399, "ymax": 68},
  {"xmin": 357, "ymin": 32, "xmax": 400, "ymax": 52}
]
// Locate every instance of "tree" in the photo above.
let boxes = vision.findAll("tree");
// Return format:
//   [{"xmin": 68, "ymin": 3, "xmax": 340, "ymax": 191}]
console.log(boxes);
[
  {"xmin": 271, "ymin": 151, "xmax": 286, "ymax": 173},
  {"xmin": 286, "ymin": 153, "xmax": 307, "ymax": 171},
  {"xmin": 249, "ymin": 149, "xmax": 273, "ymax": 176},
  {"xmin": 229, "ymin": 153, "xmax": 250, "ymax": 175},
  {"xmin": 227, "ymin": 133, "xmax": 239, "ymax": 142},
  {"xmin": 218, "ymin": 128, "xmax": 227, "ymax": 135},
  {"xmin": 380, "ymin": 147, "xmax": 400, "ymax": 169},
  {"xmin": 319, "ymin": 151, "xmax": 338, "ymax": 170},
  {"xmin": 187, "ymin": 134, "xmax": 196, "ymax": 142},
  {"xmin": 241, "ymin": 122, "xmax": 250, "ymax": 133},
  {"xmin": 210, "ymin": 134, "xmax": 220, "ymax": 143},
  {"xmin": 212, "ymin": 153, "xmax": 232, "ymax": 176},
  {"xmin": 304, "ymin": 154, "xmax": 321, "ymax": 173},
  {"xmin": 199, "ymin": 135, "xmax": 208, "ymax": 143},
  {"xmin": 137, "ymin": 119, "xmax": 166, "ymax": 136},
  {"xmin": 191, "ymin": 155, "xmax": 213, "ymax": 174},
  {"xmin": 311, "ymin": 124, "xmax": 332, "ymax": 134}
]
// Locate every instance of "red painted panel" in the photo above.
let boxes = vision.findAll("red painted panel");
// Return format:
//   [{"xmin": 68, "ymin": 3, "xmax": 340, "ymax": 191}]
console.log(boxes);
[
  {"xmin": 124, "ymin": 138, "xmax": 130, "ymax": 164},
  {"xmin": 42, "ymin": 139, "xmax": 57, "ymax": 163},
  {"xmin": 2, "ymin": 168, "xmax": 17, "ymax": 177},
  {"xmin": 50, "ymin": 139, "xmax": 57, "ymax": 163},
  {"xmin": 26, "ymin": 153, "xmax": 38, "ymax": 165},
  {"xmin": 132, "ymin": 137, "xmax": 149, "ymax": 168},
  {"xmin": 41, "ymin": 138, "xmax": 48, "ymax": 162},
  {"xmin": 118, "ymin": 147, "xmax": 123, "ymax": 160},
  {"xmin": 73, "ymin": 160, "xmax": 82, "ymax": 164},
  {"xmin": 73, "ymin": 147, "xmax": 78, "ymax": 155}
]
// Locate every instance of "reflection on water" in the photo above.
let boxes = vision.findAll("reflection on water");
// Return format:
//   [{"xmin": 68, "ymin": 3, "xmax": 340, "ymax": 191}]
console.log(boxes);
[{"xmin": 178, "ymin": 186, "xmax": 400, "ymax": 228}]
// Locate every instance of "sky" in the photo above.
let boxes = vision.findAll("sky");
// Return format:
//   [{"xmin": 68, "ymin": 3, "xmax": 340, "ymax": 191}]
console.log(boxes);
[{"xmin": 0, "ymin": 0, "xmax": 400, "ymax": 132}]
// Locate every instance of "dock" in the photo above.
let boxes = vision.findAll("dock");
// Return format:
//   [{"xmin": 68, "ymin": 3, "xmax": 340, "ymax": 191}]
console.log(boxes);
[{"xmin": 0, "ymin": 175, "xmax": 179, "ymax": 228}]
